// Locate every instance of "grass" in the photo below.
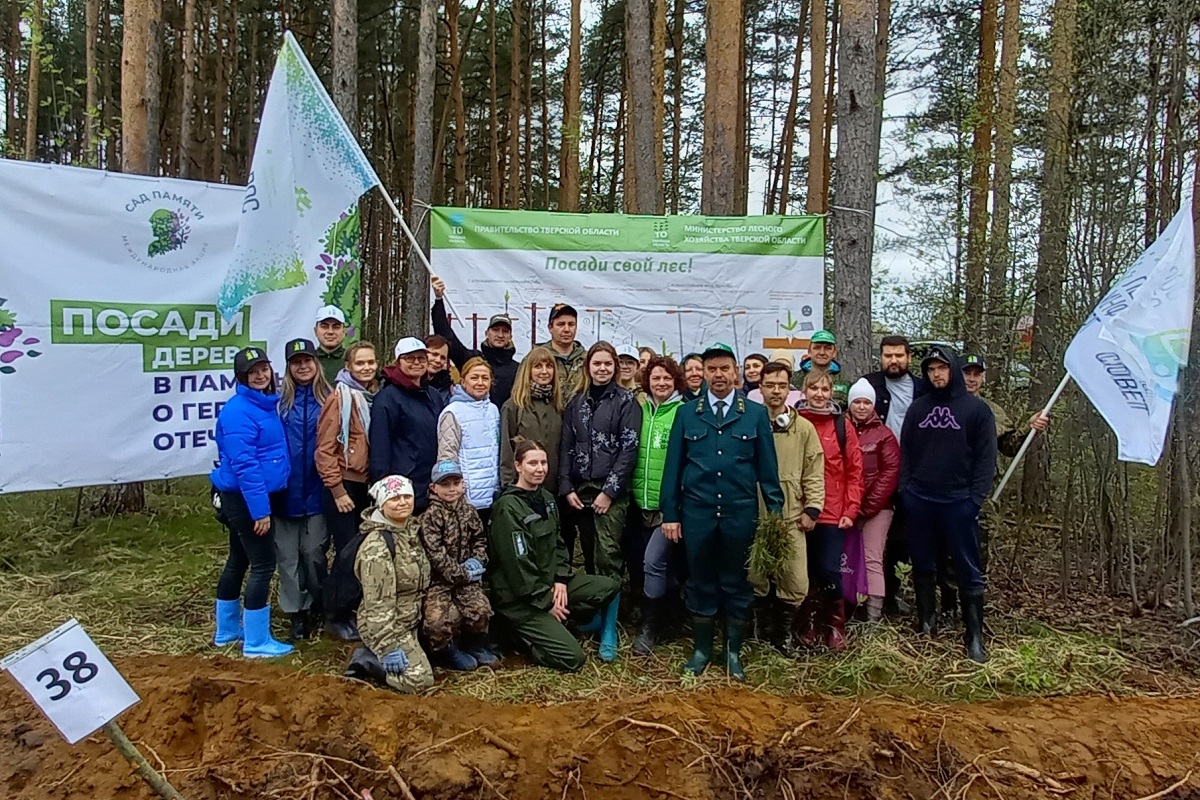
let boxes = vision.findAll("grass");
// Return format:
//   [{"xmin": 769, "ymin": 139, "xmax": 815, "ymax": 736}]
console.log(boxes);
[{"xmin": 0, "ymin": 480, "xmax": 1155, "ymax": 705}]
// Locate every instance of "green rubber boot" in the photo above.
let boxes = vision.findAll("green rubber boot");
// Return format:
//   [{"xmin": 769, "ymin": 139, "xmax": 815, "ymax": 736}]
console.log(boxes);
[
  {"xmin": 722, "ymin": 618, "xmax": 748, "ymax": 681},
  {"xmin": 683, "ymin": 616, "xmax": 715, "ymax": 676}
]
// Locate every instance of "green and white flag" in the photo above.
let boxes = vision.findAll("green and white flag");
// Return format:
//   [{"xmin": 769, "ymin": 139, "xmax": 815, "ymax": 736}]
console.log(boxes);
[{"xmin": 218, "ymin": 31, "xmax": 379, "ymax": 320}]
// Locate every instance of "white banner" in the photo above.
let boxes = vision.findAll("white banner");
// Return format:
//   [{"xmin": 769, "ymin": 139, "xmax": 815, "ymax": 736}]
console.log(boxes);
[
  {"xmin": 1064, "ymin": 202, "xmax": 1196, "ymax": 465},
  {"xmin": 0, "ymin": 160, "xmax": 336, "ymax": 493},
  {"xmin": 430, "ymin": 208, "xmax": 825, "ymax": 360}
]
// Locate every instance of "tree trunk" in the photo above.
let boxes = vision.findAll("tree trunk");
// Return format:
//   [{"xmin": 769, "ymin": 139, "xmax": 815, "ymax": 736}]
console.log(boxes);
[
  {"xmin": 625, "ymin": 0, "xmax": 659, "ymax": 214},
  {"xmin": 821, "ymin": 0, "xmax": 838, "ymax": 205},
  {"xmin": 652, "ymin": 0, "xmax": 666, "ymax": 213},
  {"xmin": 668, "ymin": 0, "xmax": 684, "ymax": 213},
  {"xmin": 489, "ymin": 0, "xmax": 501, "ymax": 204},
  {"xmin": 332, "ymin": 0, "xmax": 358, "ymax": 129},
  {"xmin": 964, "ymin": 0, "xmax": 997, "ymax": 353},
  {"xmin": 830, "ymin": 0, "xmax": 876, "ymax": 380},
  {"xmin": 23, "ymin": 0, "xmax": 43, "ymax": 161},
  {"xmin": 449, "ymin": 0, "xmax": 468, "ymax": 202},
  {"xmin": 1022, "ymin": 0, "xmax": 1077, "ymax": 509},
  {"xmin": 807, "ymin": 0, "xmax": 826, "ymax": 213},
  {"xmin": 701, "ymin": 0, "xmax": 744, "ymax": 214},
  {"xmin": 209, "ymin": 0, "xmax": 225, "ymax": 179},
  {"xmin": 85, "ymin": 0, "xmax": 100, "ymax": 163},
  {"xmin": 405, "ymin": 0, "xmax": 436, "ymax": 334},
  {"xmin": 986, "ymin": 0, "xmax": 1019, "ymax": 379},
  {"xmin": 774, "ymin": 0, "xmax": 809, "ymax": 214},
  {"xmin": 559, "ymin": 0, "xmax": 582, "ymax": 210},
  {"xmin": 177, "ymin": 0, "xmax": 195, "ymax": 177},
  {"xmin": 507, "ymin": 0, "xmax": 523, "ymax": 207}
]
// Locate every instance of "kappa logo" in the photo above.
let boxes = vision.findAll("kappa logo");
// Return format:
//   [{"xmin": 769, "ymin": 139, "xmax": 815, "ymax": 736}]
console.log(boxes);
[{"xmin": 918, "ymin": 406, "xmax": 961, "ymax": 430}]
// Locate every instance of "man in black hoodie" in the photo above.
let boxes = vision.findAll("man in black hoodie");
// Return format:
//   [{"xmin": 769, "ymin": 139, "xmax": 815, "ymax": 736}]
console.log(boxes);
[
  {"xmin": 898, "ymin": 345, "xmax": 997, "ymax": 663},
  {"xmin": 430, "ymin": 276, "xmax": 519, "ymax": 407}
]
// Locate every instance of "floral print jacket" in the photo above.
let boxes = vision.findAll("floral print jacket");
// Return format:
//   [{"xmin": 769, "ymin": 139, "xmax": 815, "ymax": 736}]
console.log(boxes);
[{"xmin": 559, "ymin": 382, "xmax": 643, "ymax": 500}]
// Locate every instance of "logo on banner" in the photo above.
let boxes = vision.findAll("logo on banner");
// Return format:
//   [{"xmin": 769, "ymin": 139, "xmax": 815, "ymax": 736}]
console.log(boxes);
[
  {"xmin": 0, "ymin": 297, "xmax": 44, "ymax": 376},
  {"xmin": 121, "ymin": 191, "xmax": 212, "ymax": 274}
]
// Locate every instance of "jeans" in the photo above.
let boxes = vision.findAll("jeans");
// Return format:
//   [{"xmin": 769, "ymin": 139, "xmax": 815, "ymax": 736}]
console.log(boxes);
[
  {"xmin": 903, "ymin": 490, "xmax": 984, "ymax": 595},
  {"xmin": 806, "ymin": 523, "xmax": 844, "ymax": 595},
  {"xmin": 216, "ymin": 490, "xmax": 279, "ymax": 611},
  {"xmin": 274, "ymin": 514, "xmax": 329, "ymax": 614},
  {"xmin": 643, "ymin": 525, "xmax": 679, "ymax": 600}
]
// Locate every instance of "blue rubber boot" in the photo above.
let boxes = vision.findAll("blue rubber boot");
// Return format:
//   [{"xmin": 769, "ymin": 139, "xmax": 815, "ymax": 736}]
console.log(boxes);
[
  {"xmin": 461, "ymin": 632, "xmax": 500, "ymax": 667},
  {"xmin": 213, "ymin": 599, "xmax": 243, "ymax": 646},
  {"xmin": 434, "ymin": 641, "xmax": 479, "ymax": 671},
  {"xmin": 242, "ymin": 606, "xmax": 294, "ymax": 658},
  {"xmin": 598, "ymin": 593, "xmax": 621, "ymax": 662}
]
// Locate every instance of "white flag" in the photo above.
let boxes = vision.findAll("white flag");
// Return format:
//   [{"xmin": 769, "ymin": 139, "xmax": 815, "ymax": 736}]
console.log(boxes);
[
  {"xmin": 1063, "ymin": 202, "xmax": 1196, "ymax": 465},
  {"xmin": 218, "ymin": 31, "xmax": 380, "ymax": 319}
]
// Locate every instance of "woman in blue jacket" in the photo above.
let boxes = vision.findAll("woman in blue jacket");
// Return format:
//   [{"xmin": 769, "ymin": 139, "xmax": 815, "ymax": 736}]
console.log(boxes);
[
  {"xmin": 211, "ymin": 346, "xmax": 293, "ymax": 658},
  {"xmin": 275, "ymin": 339, "xmax": 331, "ymax": 642}
]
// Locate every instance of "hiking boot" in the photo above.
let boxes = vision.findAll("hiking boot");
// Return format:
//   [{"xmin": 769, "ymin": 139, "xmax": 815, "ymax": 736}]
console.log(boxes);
[
  {"xmin": 290, "ymin": 612, "xmax": 310, "ymax": 641},
  {"xmin": 684, "ymin": 617, "xmax": 715, "ymax": 676},
  {"xmin": 722, "ymin": 619, "xmax": 748, "ymax": 681},
  {"xmin": 961, "ymin": 592, "xmax": 988, "ymax": 663},
  {"xmin": 434, "ymin": 641, "xmax": 479, "ymax": 671},
  {"xmin": 213, "ymin": 599, "xmax": 243, "ymax": 646},
  {"xmin": 242, "ymin": 607, "xmax": 294, "ymax": 658},
  {"xmin": 632, "ymin": 597, "xmax": 664, "ymax": 656},
  {"xmin": 913, "ymin": 580, "xmax": 938, "ymax": 636}
]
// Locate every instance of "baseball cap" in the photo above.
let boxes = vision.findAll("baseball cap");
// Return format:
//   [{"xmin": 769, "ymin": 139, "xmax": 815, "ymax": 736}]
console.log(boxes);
[
  {"xmin": 922, "ymin": 344, "xmax": 956, "ymax": 367},
  {"xmin": 963, "ymin": 354, "xmax": 987, "ymax": 371},
  {"xmin": 431, "ymin": 460, "xmax": 464, "ymax": 483},
  {"xmin": 394, "ymin": 337, "xmax": 428, "ymax": 358},
  {"xmin": 488, "ymin": 313, "xmax": 513, "ymax": 329},
  {"xmin": 810, "ymin": 330, "xmax": 836, "ymax": 345},
  {"xmin": 701, "ymin": 342, "xmax": 737, "ymax": 361},
  {"xmin": 315, "ymin": 305, "xmax": 347, "ymax": 325},
  {"xmin": 284, "ymin": 338, "xmax": 319, "ymax": 361},
  {"xmin": 618, "ymin": 347, "xmax": 640, "ymax": 362},
  {"xmin": 548, "ymin": 303, "xmax": 578, "ymax": 323},
  {"xmin": 233, "ymin": 346, "xmax": 271, "ymax": 376}
]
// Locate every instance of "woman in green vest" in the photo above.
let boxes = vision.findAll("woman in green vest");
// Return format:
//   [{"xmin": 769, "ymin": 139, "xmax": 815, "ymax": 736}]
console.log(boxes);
[{"xmin": 628, "ymin": 356, "xmax": 687, "ymax": 655}]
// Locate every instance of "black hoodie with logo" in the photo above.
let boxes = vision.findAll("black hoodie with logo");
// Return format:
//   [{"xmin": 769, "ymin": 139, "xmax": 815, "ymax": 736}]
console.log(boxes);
[{"xmin": 898, "ymin": 347, "xmax": 997, "ymax": 506}]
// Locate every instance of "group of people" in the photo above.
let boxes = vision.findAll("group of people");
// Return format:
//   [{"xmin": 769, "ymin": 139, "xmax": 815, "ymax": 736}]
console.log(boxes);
[{"xmin": 208, "ymin": 279, "xmax": 1049, "ymax": 691}]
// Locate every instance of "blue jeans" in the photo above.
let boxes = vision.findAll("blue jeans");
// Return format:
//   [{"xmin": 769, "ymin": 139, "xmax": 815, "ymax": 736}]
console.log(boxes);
[
  {"xmin": 902, "ymin": 490, "xmax": 984, "ymax": 595},
  {"xmin": 806, "ymin": 523, "xmax": 844, "ymax": 595},
  {"xmin": 216, "ymin": 490, "xmax": 279, "ymax": 611},
  {"xmin": 643, "ymin": 526, "xmax": 679, "ymax": 599}
]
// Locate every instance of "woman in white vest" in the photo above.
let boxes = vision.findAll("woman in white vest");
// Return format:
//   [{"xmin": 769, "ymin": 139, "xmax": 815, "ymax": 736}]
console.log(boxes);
[{"xmin": 437, "ymin": 357, "xmax": 501, "ymax": 526}]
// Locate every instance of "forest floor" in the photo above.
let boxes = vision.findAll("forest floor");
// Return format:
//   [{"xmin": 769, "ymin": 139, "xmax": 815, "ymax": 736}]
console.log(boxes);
[{"xmin": 1, "ymin": 480, "xmax": 1199, "ymax": 799}]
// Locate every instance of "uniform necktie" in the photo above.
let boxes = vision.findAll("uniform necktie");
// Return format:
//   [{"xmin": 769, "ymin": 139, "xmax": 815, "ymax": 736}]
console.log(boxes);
[{"xmin": 715, "ymin": 399, "xmax": 727, "ymax": 424}]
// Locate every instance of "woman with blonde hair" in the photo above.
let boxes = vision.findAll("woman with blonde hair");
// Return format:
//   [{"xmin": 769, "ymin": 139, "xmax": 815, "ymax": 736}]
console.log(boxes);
[
  {"xmin": 500, "ymin": 347, "xmax": 564, "ymax": 496},
  {"xmin": 437, "ymin": 356, "xmax": 502, "ymax": 525}
]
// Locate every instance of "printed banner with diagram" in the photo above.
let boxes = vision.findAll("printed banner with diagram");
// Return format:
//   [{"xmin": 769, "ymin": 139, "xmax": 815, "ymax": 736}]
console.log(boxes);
[
  {"xmin": 0, "ymin": 160, "xmax": 361, "ymax": 493},
  {"xmin": 430, "ymin": 208, "xmax": 825, "ymax": 360}
]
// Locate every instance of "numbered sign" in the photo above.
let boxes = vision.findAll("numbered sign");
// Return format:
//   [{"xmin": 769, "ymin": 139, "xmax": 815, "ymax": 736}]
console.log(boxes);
[{"xmin": 2, "ymin": 619, "xmax": 139, "ymax": 744}]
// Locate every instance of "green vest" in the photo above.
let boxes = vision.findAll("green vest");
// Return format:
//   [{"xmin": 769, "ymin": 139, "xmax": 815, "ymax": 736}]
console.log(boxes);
[{"xmin": 632, "ymin": 395, "xmax": 683, "ymax": 511}]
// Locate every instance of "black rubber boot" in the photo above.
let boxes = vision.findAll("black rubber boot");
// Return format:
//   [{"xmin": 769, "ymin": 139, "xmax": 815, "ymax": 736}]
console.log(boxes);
[
  {"xmin": 962, "ymin": 592, "xmax": 987, "ymax": 663},
  {"xmin": 684, "ymin": 617, "xmax": 715, "ymax": 675},
  {"xmin": 752, "ymin": 594, "xmax": 776, "ymax": 644},
  {"xmin": 940, "ymin": 583, "xmax": 960, "ymax": 626},
  {"xmin": 913, "ymin": 579, "xmax": 938, "ymax": 636},
  {"xmin": 290, "ymin": 612, "xmax": 310, "ymax": 641},
  {"xmin": 633, "ymin": 597, "xmax": 664, "ymax": 656}
]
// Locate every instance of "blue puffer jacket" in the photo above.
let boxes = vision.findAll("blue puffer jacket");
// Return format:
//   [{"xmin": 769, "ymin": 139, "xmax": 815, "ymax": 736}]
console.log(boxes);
[
  {"xmin": 280, "ymin": 384, "xmax": 324, "ymax": 517},
  {"xmin": 210, "ymin": 383, "xmax": 290, "ymax": 520}
]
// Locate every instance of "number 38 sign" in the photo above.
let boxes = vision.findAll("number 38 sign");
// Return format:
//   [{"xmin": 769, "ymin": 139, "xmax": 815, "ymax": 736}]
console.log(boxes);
[{"xmin": 2, "ymin": 619, "xmax": 139, "ymax": 744}]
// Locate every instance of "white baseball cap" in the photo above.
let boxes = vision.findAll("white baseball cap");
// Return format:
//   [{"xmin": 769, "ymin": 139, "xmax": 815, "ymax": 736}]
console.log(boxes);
[
  {"xmin": 394, "ymin": 337, "xmax": 428, "ymax": 358},
  {"xmin": 315, "ymin": 305, "xmax": 347, "ymax": 325}
]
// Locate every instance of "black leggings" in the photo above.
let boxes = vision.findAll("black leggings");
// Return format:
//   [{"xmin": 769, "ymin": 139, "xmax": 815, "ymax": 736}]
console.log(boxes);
[
  {"xmin": 323, "ymin": 481, "xmax": 371, "ymax": 554},
  {"xmin": 215, "ymin": 490, "xmax": 279, "ymax": 611}
]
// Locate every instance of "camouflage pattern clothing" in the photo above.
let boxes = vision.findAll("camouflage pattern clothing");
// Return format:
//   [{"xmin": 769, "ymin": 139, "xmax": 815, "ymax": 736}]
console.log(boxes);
[
  {"xmin": 538, "ymin": 340, "xmax": 587, "ymax": 401},
  {"xmin": 980, "ymin": 396, "xmax": 1029, "ymax": 458},
  {"xmin": 419, "ymin": 493, "xmax": 493, "ymax": 650},
  {"xmin": 354, "ymin": 509, "xmax": 433, "ymax": 693}
]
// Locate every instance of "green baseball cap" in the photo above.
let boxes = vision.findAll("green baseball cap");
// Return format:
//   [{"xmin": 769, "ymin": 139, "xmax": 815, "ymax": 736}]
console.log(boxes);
[
  {"xmin": 701, "ymin": 342, "xmax": 736, "ymax": 361},
  {"xmin": 810, "ymin": 330, "xmax": 836, "ymax": 345}
]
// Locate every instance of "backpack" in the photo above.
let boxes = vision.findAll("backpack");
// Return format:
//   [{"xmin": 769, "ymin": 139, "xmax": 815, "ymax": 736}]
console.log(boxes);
[
  {"xmin": 833, "ymin": 412, "xmax": 847, "ymax": 457},
  {"xmin": 324, "ymin": 528, "xmax": 396, "ymax": 620}
]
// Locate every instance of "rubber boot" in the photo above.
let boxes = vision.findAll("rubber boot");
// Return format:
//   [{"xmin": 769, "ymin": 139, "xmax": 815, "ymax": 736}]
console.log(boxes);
[
  {"xmin": 434, "ymin": 640, "xmax": 479, "ymax": 671},
  {"xmin": 242, "ymin": 607, "xmax": 294, "ymax": 658},
  {"xmin": 795, "ymin": 595, "xmax": 824, "ymax": 649},
  {"xmin": 327, "ymin": 614, "xmax": 361, "ymax": 643},
  {"xmin": 632, "ymin": 597, "xmax": 664, "ymax": 656},
  {"xmin": 290, "ymin": 612, "xmax": 310, "ymax": 642},
  {"xmin": 722, "ymin": 619, "xmax": 748, "ymax": 681},
  {"xmin": 752, "ymin": 595, "xmax": 776, "ymax": 644},
  {"xmin": 961, "ymin": 592, "xmax": 988, "ymax": 663},
  {"xmin": 866, "ymin": 596, "xmax": 884, "ymax": 622},
  {"xmin": 577, "ymin": 612, "xmax": 602, "ymax": 636},
  {"xmin": 213, "ymin": 599, "xmax": 243, "ymax": 646},
  {"xmin": 461, "ymin": 632, "xmax": 500, "ymax": 666},
  {"xmin": 913, "ymin": 579, "xmax": 938, "ymax": 636},
  {"xmin": 598, "ymin": 593, "xmax": 621, "ymax": 662},
  {"xmin": 684, "ymin": 617, "xmax": 715, "ymax": 675},
  {"xmin": 826, "ymin": 595, "xmax": 848, "ymax": 652},
  {"xmin": 940, "ymin": 583, "xmax": 959, "ymax": 626},
  {"xmin": 769, "ymin": 598, "xmax": 791, "ymax": 652}
]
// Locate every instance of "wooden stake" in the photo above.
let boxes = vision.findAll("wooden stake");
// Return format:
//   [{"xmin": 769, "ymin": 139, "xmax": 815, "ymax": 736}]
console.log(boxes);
[{"xmin": 102, "ymin": 721, "xmax": 185, "ymax": 800}]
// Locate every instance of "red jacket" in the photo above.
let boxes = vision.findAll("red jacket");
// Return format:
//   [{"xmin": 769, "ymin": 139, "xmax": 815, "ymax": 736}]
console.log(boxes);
[
  {"xmin": 799, "ymin": 408, "xmax": 864, "ymax": 525},
  {"xmin": 853, "ymin": 410, "xmax": 900, "ymax": 520}
]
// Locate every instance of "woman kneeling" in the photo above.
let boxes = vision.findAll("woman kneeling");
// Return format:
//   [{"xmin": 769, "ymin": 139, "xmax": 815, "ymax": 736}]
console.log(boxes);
[{"xmin": 489, "ymin": 441, "xmax": 620, "ymax": 672}]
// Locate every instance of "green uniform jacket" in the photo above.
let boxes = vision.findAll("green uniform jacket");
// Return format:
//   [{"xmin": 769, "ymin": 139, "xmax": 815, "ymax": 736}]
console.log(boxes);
[
  {"xmin": 487, "ymin": 485, "xmax": 573, "ymax": 609},
  {"xmin": 537, "ymin": 340, "xmax": 587, "ymax": 401},
  {"xmin": 317, "ymin": 344, "xmax": 347, "ymax": 386},
  {"xmin": 632, "ymin": 393, "xmax": 683, "ymax": 511},
  {"xmin": 659, "ymin": 391, "xmax": 785, "ymax": 523}
]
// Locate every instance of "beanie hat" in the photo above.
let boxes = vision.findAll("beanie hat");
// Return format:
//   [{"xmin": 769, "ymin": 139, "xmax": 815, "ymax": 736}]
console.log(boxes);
[
  {"xmin": 768, "ymin": 348, "xmax": 796, "ymax": 371},
  {"xmin": 847, "ymin": 378, "xmax": 876, "ymax": 406},
  {"xmin": 369, "ymin": 475, "xmax": 414, "ymax": 505}
]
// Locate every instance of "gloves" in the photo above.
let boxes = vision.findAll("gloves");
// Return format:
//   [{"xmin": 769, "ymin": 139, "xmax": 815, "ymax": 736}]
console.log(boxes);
[
  {"xmin": 462, "ymin": 558, "xmax": 485, "ymax": 582},
  {"xmin": 381, "ymin": 648, "xmax": 409, "ymax": 675}
]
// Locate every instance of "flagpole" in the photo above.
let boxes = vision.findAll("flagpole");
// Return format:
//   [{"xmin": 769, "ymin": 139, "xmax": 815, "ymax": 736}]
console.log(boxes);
[
  {"xmin": 991, "ymin": 373, "xmax": 1071, "ymax": 501},
  {"xmin": 374, "ymin": 187, "xmax": 462, "ymax": 322}
]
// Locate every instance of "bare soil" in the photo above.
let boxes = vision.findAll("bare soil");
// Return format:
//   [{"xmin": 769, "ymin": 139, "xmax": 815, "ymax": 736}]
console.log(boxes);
[{"xmin": 2, "ymin": 656, "xmax": 1199, "ymax": 799}]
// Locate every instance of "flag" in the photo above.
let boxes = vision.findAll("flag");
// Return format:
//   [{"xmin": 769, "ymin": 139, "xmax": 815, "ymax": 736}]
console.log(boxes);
[
  {"xmin": 218, "ymin": 31, "xmax": 380, "ymax": 319},
  {"xmin": 1063, "ymin": 202, "xmax": 1196, "ymax": 465}
]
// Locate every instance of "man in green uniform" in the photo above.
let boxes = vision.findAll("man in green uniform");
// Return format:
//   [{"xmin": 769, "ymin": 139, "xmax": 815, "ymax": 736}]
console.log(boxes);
[
  {"xmin": 314, "ymin": 305, "xmax": 348, "ymax": 385},
  {"xmin": 661, "ymin": 343, "xmax": 785, "ymax": 680}
]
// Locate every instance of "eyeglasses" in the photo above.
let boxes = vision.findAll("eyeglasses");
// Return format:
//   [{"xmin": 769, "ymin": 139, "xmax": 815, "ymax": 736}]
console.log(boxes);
[{"xmin": 399, "ymin": 353, "xmax": 429, "ymax": 364}]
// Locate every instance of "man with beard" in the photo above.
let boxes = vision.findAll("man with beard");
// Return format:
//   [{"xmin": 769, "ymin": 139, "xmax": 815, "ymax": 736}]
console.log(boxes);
[
  {"xmin": 861, "ymin": 335, "xmax": 928, "ymax": 615},
  {"xmin": 430, "ymin": 276, "xmax": 519, "ymax": 407}
]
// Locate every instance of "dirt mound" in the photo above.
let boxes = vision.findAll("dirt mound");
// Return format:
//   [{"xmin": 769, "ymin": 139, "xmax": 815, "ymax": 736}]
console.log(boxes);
[{"xmin": 2, "ymin": 656, "xmax": 1198, "ymax": 800}]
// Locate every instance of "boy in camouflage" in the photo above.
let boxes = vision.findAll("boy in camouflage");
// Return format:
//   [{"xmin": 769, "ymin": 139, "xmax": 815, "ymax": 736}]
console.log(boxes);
[
  {"xmin": 420, "ymin": 461, "xmax": 496, "ymax": 670},
  {"xmin": 353, "ymin": 475, "xmax": 434, "ymax": 693}
]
